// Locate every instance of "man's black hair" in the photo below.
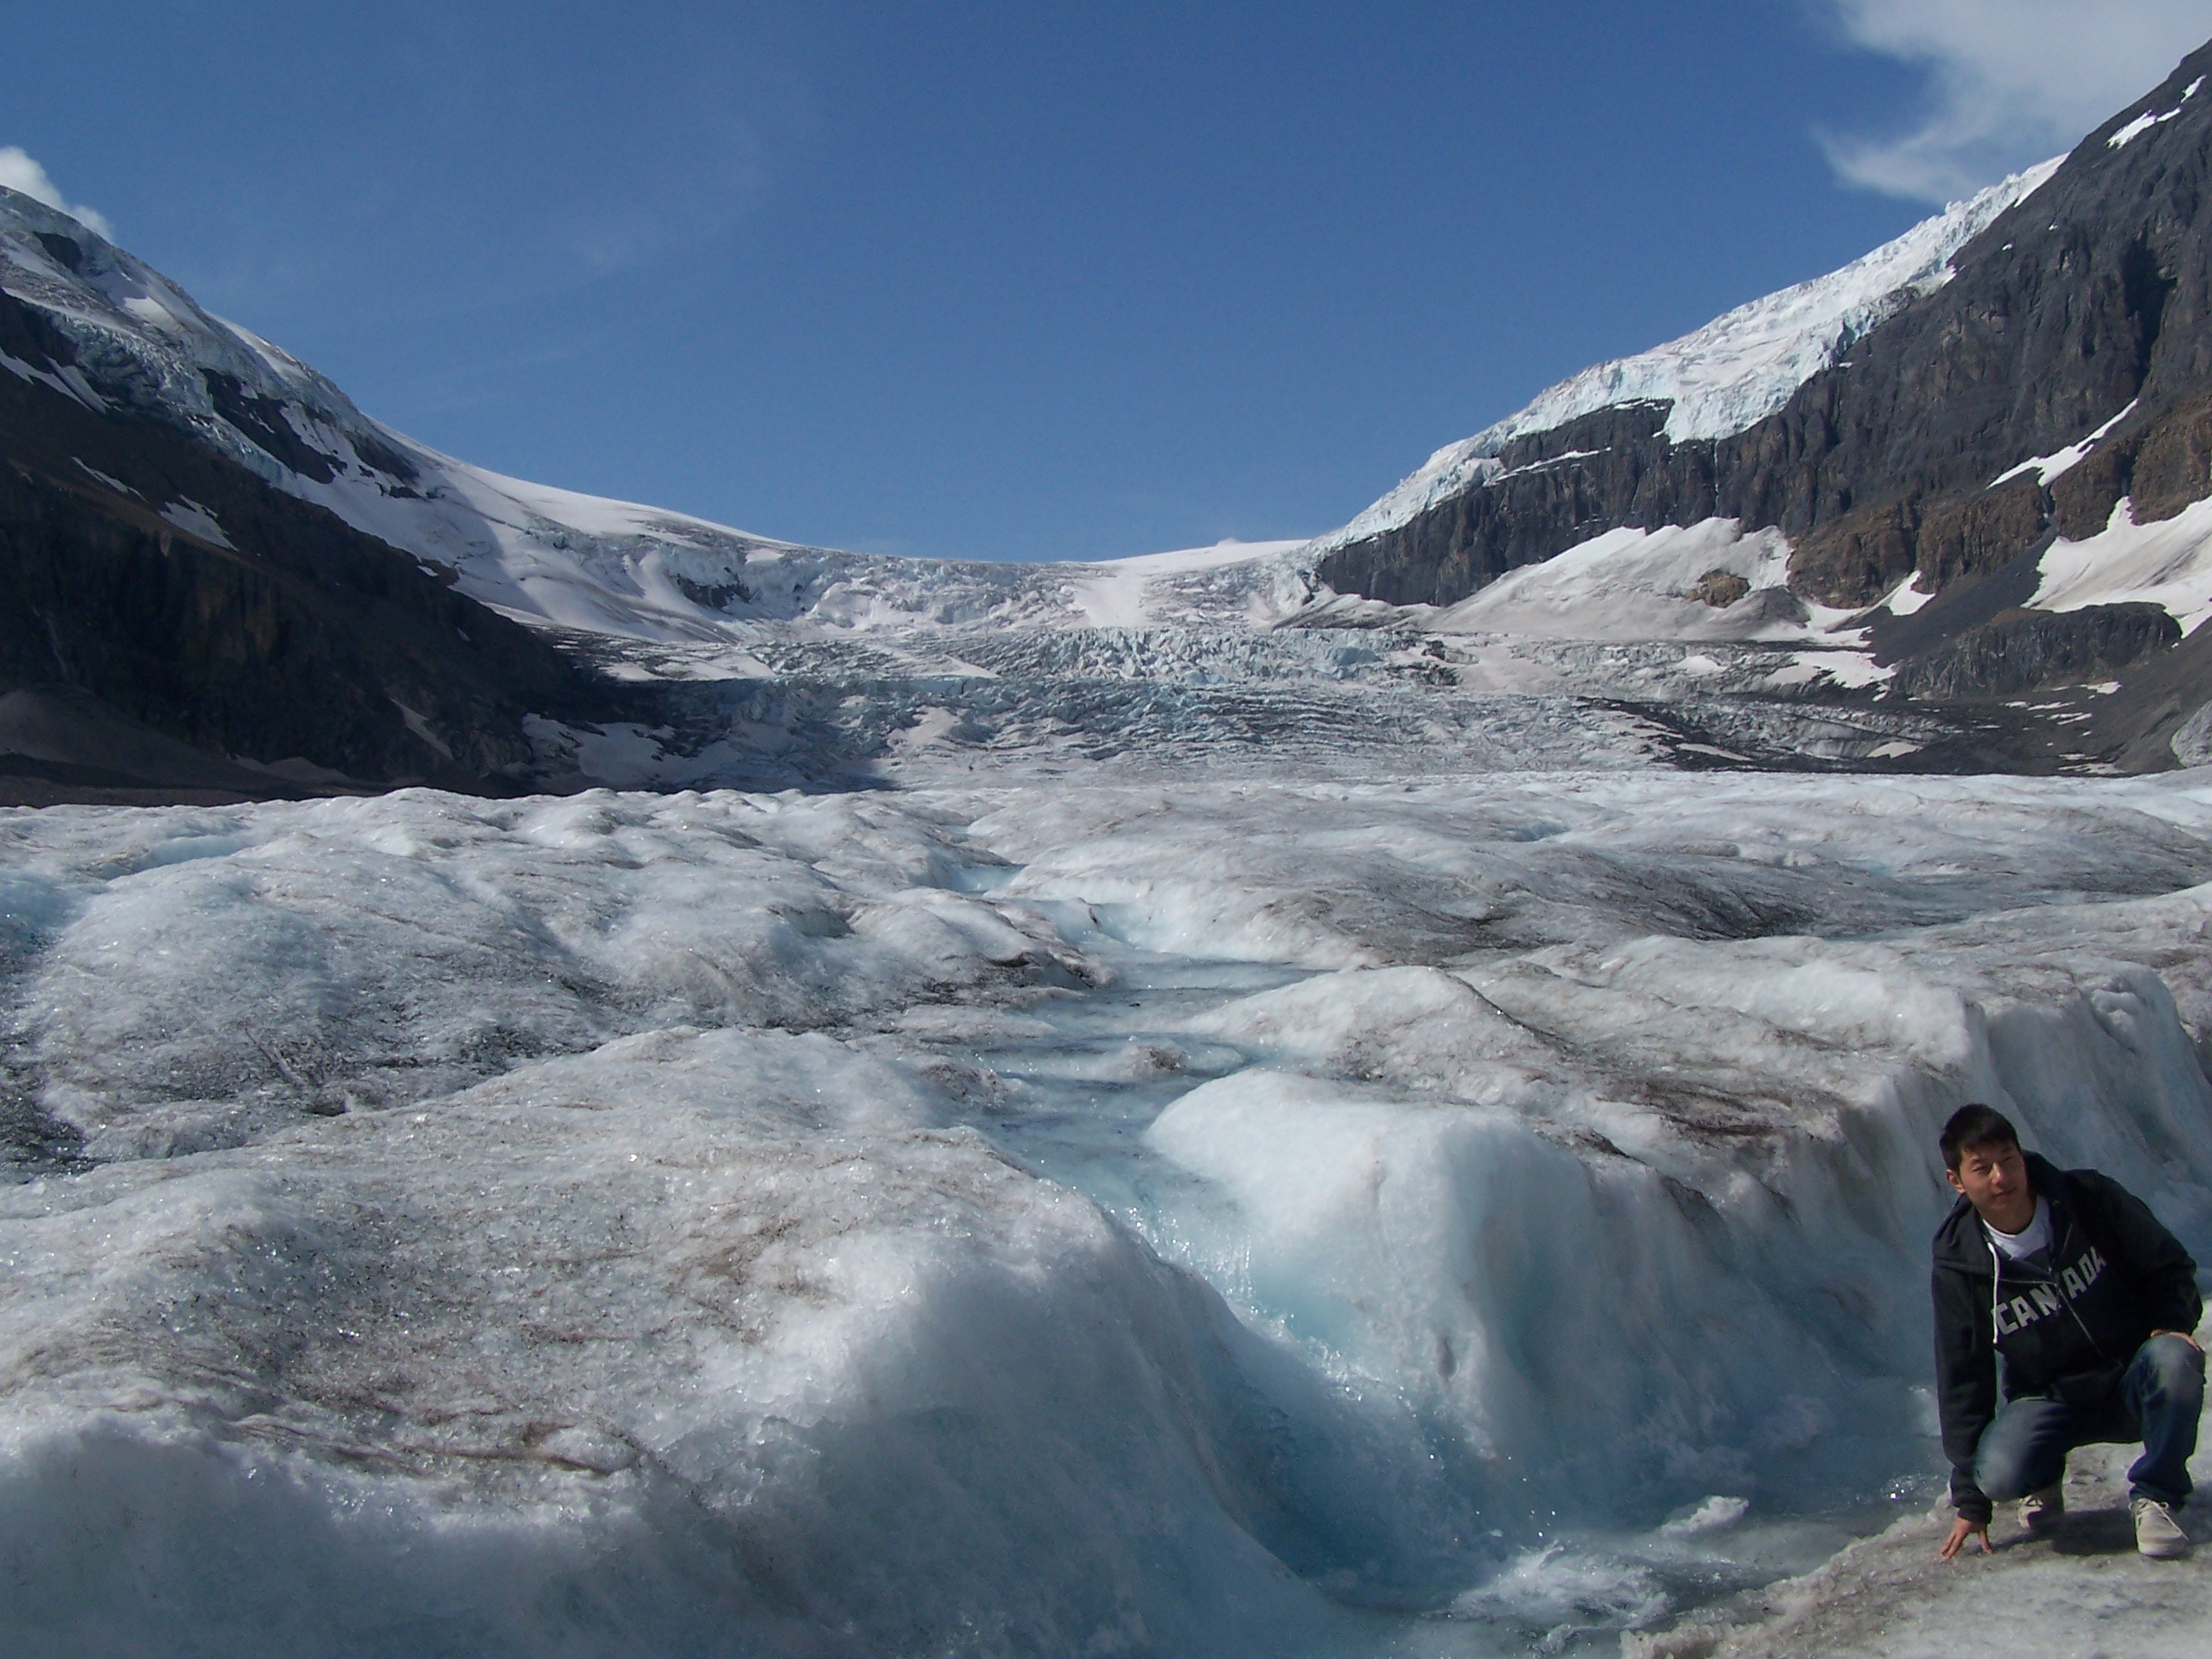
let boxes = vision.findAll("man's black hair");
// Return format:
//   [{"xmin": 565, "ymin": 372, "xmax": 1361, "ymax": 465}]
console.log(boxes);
[{"xmin": 1941, "ymin": 1103, "xmax": 2021, "ymax": 1172}]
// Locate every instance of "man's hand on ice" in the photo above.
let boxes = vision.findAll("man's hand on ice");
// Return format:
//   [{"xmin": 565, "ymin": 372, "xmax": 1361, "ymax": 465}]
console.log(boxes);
[{"xmin": 1939, "ymin": 1516, "xmax": 1990, "ymax": 1560}]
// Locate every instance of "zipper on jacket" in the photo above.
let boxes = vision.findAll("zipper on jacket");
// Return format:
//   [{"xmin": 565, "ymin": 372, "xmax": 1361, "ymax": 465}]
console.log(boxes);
[
  {"xmin": 2049, "ymin": 1201, "xmax": 2112, "ymax": 1362},
  {"xmin": 1986, "ymin": 1198, "xmax": 2112, "ymax": 1369}
]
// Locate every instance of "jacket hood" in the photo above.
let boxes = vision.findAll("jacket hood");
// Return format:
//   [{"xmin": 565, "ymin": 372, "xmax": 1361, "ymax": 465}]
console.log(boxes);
[{"xmin": 1931, "ymin": 1151, "xmax": 2068, "ymax": 1273}]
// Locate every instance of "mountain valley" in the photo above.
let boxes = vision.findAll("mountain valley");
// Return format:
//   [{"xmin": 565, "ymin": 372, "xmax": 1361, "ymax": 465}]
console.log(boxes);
[
  {"xmin": 5, "ymin": 34, "xmax": 2212, "ymax": 1659},
  {"xmin": 13, "ymin": 46, "xmax": 2212, "ymax": 794}
]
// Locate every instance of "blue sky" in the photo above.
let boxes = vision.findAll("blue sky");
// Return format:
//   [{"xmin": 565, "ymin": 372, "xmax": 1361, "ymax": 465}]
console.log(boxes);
[{"xmin": 5, "ymin": 3, "xmax": 2209, "ymax": 561}]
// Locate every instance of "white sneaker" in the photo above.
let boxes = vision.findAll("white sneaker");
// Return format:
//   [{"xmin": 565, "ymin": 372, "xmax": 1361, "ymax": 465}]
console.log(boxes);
[
  {"xmin": 2020, "ymin": 1484, "xmax": 2064, "ymax": 1535},
  {"xmin": 2132, "ymin": 1497, "xmax": 2191, "ymax": 1559}
]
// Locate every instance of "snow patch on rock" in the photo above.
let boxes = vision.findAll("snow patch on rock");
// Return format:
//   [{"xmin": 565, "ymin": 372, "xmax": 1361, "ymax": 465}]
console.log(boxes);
[{"xmin": 2032, "ymin": 496, "xmax": 2212, "ymax": 636}]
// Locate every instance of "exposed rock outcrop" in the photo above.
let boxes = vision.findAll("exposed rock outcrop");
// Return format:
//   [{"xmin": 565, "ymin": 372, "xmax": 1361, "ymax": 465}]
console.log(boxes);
[
  {"xmin": 1694, "ymin": 569, "xmax": 1752, "ymax": 609},
  {"xmin": 1887, "ymin": 604, "xmax": 2180, "ymax": 701}
]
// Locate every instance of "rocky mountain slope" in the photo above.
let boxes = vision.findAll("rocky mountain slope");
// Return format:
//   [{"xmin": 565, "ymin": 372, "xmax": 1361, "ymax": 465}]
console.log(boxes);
[
  {"xmin": 1312, "ymin": 39, "xmax": 2212, "ymax": 768},
  {"xmin": 0, "ymin": 222, "xmax": 616, "ymax": 800}
]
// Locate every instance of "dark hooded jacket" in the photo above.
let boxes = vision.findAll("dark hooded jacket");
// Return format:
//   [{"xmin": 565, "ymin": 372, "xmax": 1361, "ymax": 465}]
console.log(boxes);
[{"xmin": 1931, "ymin": 1153, "xmax": 2201, "ymax": 1522}]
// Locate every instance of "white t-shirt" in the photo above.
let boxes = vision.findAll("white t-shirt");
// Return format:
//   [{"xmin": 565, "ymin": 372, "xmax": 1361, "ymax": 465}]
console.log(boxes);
[{"xmin": 1984, "ymin": 1195, "xmax": 2052, "ymax": 1262}]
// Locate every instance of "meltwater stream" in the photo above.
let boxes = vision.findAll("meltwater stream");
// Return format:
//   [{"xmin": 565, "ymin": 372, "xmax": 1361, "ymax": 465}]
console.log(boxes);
[{"xmin": 922, "ymin": 905, "xmax": 1930, "ymax": 1656}]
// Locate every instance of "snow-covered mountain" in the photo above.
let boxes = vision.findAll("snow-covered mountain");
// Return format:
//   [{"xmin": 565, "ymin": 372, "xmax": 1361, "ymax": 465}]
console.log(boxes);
[
  {"xmin": 0, "ymin": 191, "xmax": 1316, "ymax": 645},
  {"xmin": 1, "ymin": 188, "xmax": 1354, "ymax": 796},
  {"xmin": 0, "ymin": 189, "xmax": 810, "ymax": 641},
  {"xmin": 1313, "ymin": 159, "xmax": 2063, "ymax": 558},
  {"xmin": 1310, "ymin": 39, "xmax": 2212, "ymax": 771}
]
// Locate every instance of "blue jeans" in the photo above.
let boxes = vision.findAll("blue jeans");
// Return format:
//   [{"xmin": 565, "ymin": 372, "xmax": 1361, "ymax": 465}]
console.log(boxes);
[{"xmin": 1974, "ymin": 1334, "xmax": 2205, "ymax": 1507}]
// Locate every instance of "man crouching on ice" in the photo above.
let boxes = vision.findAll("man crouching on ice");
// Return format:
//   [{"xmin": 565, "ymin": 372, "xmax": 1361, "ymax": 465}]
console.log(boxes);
[{"xmin": 1933, "ymin": 1103, "xmax": 2204, "ymax": 1561}]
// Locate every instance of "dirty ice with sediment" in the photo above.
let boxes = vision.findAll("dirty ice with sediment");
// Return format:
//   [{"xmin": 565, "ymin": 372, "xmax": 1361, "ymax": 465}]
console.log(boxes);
[
  {"xmin": 3, "ymin": 155, "xmax": 2212, "ymax": 1657},
  {"xmin": 7, "ymin": 773, "xmax": 2212, "ymax": 1656}
]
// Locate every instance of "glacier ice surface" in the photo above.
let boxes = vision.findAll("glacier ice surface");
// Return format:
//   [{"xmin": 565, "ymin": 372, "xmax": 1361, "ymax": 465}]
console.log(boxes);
[{"xmin": 2, "ymin": 771, "xmax": 2211, "ymax": 1654}]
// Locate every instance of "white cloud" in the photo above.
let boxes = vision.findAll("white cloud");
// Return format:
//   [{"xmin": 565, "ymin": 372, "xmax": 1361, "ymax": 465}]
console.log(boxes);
[
  {"xmin": 0, "ymin": 147, "xmax": 112, "ymax": 239},
  {"xmin": 1818, "ymin": 1, "xmax": 2212, "ymax": 202}
]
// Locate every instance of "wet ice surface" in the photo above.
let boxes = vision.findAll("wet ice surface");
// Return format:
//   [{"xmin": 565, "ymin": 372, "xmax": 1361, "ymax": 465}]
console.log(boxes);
[
  {"xmin": 1620, "ymin": 1433, "xmax": 2212, "ymax": 1659},
  {"xmin": 896, "ymin": 937, "xmax": 1932, "ymax": 1657},
  {"xmin": 4, "ymin": 772, "xmax": 2212, "ymax": 1655}
]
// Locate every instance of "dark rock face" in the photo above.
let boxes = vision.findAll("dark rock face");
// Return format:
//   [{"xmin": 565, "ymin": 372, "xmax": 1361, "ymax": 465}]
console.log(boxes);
[
  {"xmin": 1790, "ymin": 479, "xmax": 2055, "ymax": 607},
  {"xmin": 200, "ymin": 370, "xmax": 341, "ymax": 483},
  {"xmin": 0, "ymin": 293, "xmax": 612, "ymax": 795},
  {"xmin": 2128, "ymin": 390, "xmax": 2212, "ymax": 520},
  {"xmin": 1695, "ymin": 570, "xmax": 1752, "ymax": 609},
  {"xmin": 1324, "ymin": 403, "xmax": 1702, "ymax": 607},
  {"xmin": 32, "ymin": 232, "xmax": 82, "ymax": 273},
  {"xmin": 1887, "ymin": 604, "xmax": 2181, "ymax": 701},
  {"xmin": 672, "ymin": 573, "xmax": 753, "ymax": 611},
  {"xmin": 1317, "ymin": 40, "xmax": 2212, "ymax": 617}
]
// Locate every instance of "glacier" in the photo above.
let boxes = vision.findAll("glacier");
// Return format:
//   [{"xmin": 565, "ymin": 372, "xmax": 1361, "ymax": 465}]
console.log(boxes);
[
  {"xmin": 9, "ymin": 143, "xmax": 2212, "ymax": 1659},
  {"xmin": 3, "ymin": 770, "xmax": 2210, "ymax": 1656}
]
